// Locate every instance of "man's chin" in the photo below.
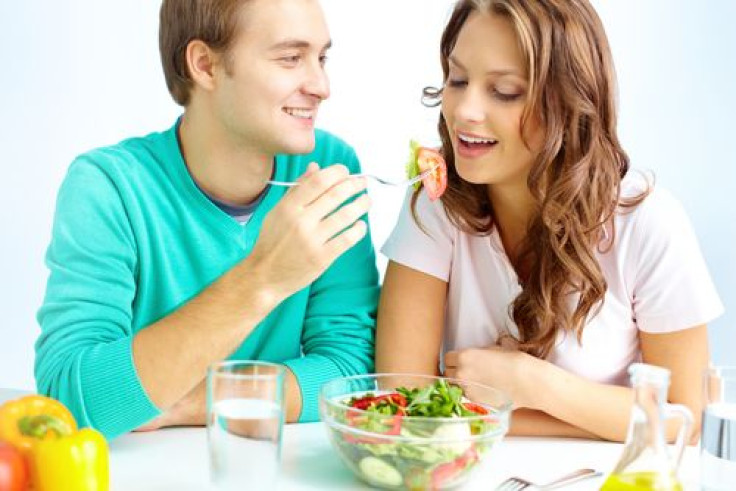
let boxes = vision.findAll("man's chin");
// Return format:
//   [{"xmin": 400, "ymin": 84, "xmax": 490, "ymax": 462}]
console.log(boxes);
[{"xmin": 280, "ymin": 137, "xmax": 316, "ymax": 156}]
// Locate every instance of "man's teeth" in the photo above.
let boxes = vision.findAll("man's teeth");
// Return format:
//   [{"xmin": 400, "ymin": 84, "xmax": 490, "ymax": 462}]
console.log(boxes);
[
  {"xmin": 459, "ymin": 134, "xmax": 497, "ymax": 144},
  {"xmin": 285, "ymin": 108, "xmax": 313, "ymax": 119}
]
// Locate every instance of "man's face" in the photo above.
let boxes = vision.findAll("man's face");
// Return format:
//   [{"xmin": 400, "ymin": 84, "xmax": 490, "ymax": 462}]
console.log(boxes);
[{"xmin": 213, "ymin": 0, "xmax": 331, "ymax": 156}]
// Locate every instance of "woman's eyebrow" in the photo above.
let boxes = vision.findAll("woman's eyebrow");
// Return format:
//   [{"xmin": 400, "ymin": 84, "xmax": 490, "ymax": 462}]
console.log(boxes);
[{"xmin": 448, "ymin": 55, "xmax": 523, "ymax": 78}]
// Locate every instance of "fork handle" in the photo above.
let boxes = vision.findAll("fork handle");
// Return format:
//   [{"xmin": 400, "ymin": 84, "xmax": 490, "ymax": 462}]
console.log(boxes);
[
  {"xmin": 542, "ymin": 468, "xmax": 602, "ymax": 489},
  {"xmin": 266, "ymin": 180, "xmax": 300, "ymax": 187}
]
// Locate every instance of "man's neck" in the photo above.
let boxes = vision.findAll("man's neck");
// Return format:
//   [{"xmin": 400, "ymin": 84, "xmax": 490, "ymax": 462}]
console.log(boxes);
[{"xmin": 178, "ymin": 107, "xmax": 274, "ymax": 207}]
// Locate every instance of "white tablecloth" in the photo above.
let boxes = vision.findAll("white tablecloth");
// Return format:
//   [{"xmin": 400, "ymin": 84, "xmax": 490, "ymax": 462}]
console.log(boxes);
[
  {"xmin": 109, "ymin": 422, "xmax": 701, "ymax": 490},
  {"xmin": 0, "ymin": 388, "xmax": 701, "ymax": 490}
]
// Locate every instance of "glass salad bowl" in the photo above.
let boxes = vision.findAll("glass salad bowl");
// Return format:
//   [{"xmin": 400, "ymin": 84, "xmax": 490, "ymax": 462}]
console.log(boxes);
[{"xmin": 319, "ymin": 374, "xmax": 511, "ymax": 490}]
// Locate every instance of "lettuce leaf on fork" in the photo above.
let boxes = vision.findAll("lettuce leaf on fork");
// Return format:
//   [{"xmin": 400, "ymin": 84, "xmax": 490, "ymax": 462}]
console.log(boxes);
[{"xmin": 405, "ymin": 139, "xmax": 422, "ymax": 191}]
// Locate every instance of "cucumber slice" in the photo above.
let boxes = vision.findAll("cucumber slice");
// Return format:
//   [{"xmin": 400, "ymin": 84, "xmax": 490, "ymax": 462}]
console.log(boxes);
[{"xmin": 358, "ymin": 456, "xmax": 403, "ymax": 487}]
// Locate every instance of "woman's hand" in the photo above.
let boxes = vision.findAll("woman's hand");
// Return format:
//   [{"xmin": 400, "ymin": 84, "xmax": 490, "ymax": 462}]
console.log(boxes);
[{"xmin": 443, "ymin": 346, "xmax": 542, "ymax": 409}]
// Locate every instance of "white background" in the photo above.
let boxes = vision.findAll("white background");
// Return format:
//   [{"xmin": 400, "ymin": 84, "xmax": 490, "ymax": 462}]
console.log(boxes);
[{"xmin": 0, "ymin": 0, "xmax": 734, "ymax": 391}]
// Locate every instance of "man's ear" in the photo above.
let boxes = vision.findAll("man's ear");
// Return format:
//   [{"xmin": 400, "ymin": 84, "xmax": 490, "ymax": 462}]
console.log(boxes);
[{"xmin": 185, "ymin": 40, "xmax": 220, "ymax": 93}]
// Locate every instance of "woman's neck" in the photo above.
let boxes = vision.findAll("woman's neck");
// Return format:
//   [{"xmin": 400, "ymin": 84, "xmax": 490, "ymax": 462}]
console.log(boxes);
[{"xmin": 488, "ymin": 182, "xmax": 537, "ymax": 264}]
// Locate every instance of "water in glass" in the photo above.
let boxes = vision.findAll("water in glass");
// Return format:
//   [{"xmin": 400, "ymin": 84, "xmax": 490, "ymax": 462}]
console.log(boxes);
[{"xmin": 208, "ymin": 398, "xmax": 283, "ymax": 489}]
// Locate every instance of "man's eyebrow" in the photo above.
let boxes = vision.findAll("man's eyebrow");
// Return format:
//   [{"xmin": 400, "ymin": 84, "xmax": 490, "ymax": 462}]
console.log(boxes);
[{"xmin": 269, "ymin": 39, "xmax": 333, "ymax": 51}]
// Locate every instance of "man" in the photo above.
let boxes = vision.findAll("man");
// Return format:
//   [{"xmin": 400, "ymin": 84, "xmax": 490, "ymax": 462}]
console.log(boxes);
[{"xmin": 35, "ymin": 0, "xmax": 379, "ymax": 439}]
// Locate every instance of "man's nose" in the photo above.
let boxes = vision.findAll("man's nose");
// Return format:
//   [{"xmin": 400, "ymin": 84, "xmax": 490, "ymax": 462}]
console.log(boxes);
[{"xmin": 304, "ymin": 62, "xmax": 330, "ymax": 101}]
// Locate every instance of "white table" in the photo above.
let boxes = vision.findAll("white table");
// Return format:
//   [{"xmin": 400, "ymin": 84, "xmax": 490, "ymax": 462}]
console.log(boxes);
[
  {"xmin": 0, "ymin": 390, "xmax": 700, "ymax": 489},
  {"xmin": 109, "ymin": 423, "xmax": 702, "ymax": 490}
]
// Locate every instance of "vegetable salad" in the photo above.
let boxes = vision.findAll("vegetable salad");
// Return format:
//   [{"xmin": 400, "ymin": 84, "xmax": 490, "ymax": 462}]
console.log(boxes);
[{"xmin": 327, "ymin": 379, "xmax": 504, "ymax": 489}]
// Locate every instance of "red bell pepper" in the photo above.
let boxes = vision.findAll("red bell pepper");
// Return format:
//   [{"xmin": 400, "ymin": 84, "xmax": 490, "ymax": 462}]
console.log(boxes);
[
  {"xmin": 463, "ymin": 402, "xmax": 489, "ymax": 415},
  {"xmin": 343, "ymin": 393, "xmax": 407, "ymax": 444}
]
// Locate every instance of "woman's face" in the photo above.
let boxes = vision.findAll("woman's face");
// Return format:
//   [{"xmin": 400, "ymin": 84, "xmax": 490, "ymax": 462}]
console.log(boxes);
[{"xmin": 441, "ymin": 11, "xmax": 543, "ymax": 189}]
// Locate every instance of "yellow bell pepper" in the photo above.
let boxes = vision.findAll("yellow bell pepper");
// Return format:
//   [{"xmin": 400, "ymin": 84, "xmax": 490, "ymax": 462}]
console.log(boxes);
[
  {"xmin": 0, "ymin": 395, "xmax": 109, "ymax": 490},
  {"xmin": 31, "ymin": 426, "xmax": 109, "ymax": 491}
]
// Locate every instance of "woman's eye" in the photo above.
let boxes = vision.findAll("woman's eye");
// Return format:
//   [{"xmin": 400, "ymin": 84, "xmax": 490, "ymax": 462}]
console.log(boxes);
[
  {"xmin": 493, "ymin": 89, "xmax": 522, "ymax": 102},
  {"xmin": 446, "ymin": 78, "xmax": 467, "ymax": 88},
  {"xmin": 319, "ymin": 54, "xmax": 328, "ymax": 66}
]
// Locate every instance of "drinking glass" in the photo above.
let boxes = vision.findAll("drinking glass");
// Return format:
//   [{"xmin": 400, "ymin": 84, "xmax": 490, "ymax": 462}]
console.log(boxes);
[
  {"xmin": 207, "ymin": 360, "xmax": 286, "ymax": 489},
  {"xmin": 701, "ymin": 366, "xmax": 736, "ymax": 490}
]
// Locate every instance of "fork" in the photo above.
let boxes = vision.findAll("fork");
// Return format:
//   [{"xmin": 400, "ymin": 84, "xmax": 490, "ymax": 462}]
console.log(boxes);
[
  {"xmin": 495, "ymin": 468, "xmax": 602, "ymax": 491},
  {"xmin": 266, "ymin": 164, "xmax": 438, "ymax": 188}
]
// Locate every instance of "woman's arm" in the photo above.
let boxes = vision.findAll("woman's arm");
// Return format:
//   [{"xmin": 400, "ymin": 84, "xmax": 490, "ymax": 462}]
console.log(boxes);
[
  {"xmin": 375, "ymin": 261, "xmax": 447, "ymax": 375},
  {"xmin": 446, "ymin": 325, "xmax": 709, "ymax": 442},
  {"xmin": 538, "ymin": 325, "xmax": 708, "ymax": 443},
  {"xmin": 640, "ymin": 325, "xmax": 709, "ymax": 442},
  {"xmin": 509, "ymin": 409, "xmax": 600, "ymax": 439}
]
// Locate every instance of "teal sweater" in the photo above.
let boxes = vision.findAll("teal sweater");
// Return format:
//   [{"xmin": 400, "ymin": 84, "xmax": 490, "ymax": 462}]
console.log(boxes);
[{"xmin": 35, "ymin": 122, "xmax": 379, "ymax": 439}]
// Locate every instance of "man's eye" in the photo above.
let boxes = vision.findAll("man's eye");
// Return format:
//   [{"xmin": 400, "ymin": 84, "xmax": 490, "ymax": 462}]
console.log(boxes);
[
  {"xmin": 280, "ymin": 55, "xmax": 301, "ymax": 65},
  {"xmin": 319, "ymin": 54, "xmax": 328, "ymax": 65}
]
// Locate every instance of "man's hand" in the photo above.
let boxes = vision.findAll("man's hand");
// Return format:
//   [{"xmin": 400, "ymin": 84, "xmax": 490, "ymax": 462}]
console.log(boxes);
[
  {"xmin": 134, "ymin": 366, "xmax": 305, "ymax": 432},
  {"xmin": 134, "ymin": 380, "xmax": 206, "ymax": 432},
  {"xmin": 132, "ymin": 163, "xmax": 371, "ymax": 425},
  {"xmin": 245, "ymin": 163, "xmax": 371, "ymax": 302}
]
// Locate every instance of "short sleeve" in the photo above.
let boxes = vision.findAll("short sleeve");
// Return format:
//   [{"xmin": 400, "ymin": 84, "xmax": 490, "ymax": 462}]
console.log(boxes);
[
  {"xmin": 630, "ymin": 188, "xmax": 724, "ymax": 333},
  {"xmin": 380, "ymin": 189, "xmax": 454, "ymax": 281}
]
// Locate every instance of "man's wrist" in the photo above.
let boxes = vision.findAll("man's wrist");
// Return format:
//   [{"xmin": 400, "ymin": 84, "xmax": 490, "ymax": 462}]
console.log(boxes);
[{"xmin": 215, "ymin": 257, "xmax": 284, "ymax": 323}]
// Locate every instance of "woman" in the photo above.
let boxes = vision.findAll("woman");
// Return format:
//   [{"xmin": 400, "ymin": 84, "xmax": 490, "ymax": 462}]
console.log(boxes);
[{"xmin": 377, "ymin": 0, "xmax": 722, "ymax": 441}]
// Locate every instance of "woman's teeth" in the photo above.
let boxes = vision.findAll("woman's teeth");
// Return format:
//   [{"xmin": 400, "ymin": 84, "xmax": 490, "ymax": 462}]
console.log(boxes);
[{"xmin": 458, "ymin": 134, "xmax": 497, "ymax": 145}]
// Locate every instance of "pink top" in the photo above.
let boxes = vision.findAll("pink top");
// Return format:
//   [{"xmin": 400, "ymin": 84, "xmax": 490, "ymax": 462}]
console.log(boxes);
[{"xmin": 381, "ymin": 174, "xmax": 723, "ymax": 386}]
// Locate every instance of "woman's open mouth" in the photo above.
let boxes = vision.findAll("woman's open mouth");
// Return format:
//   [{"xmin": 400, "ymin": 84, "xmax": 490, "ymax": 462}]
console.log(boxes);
[{"xmin": 456, "ymin": 132, "xmax": 498, "ymax": 158}]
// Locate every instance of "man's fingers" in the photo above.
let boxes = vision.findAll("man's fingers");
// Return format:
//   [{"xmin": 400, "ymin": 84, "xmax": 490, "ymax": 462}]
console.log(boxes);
[
  {"xmin": 307, "ymin": 176, "xmax": 368, "ymax": 221},
  {"xmin": 134, "ymin": 417, "xmax": 165, "ymax": 432},
  {"xmin": 319, "ymin": 193, "xmax": 372, "ymax": 241},
  {"xmin": 290, "ymin": 164, "xmax": 352, "ymax": 205},
  {"xmin": 324, "ymin": 219, "xmax": 367, "ymax": 260},
  {"xmin": 299, "ymin": 162, "xmax": 321, "ymax": 180}
]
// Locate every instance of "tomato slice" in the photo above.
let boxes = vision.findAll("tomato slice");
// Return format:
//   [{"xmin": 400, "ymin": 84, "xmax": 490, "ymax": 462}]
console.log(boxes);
[
  {"xmin": 430, "ymin": 446, "xmax": 478, "ymax": 488},
  {"xmin": 463, "ymin": 402, "xmax": 489, "ymax": 415},
  {"xmin": 417, "ymin": 147, "xmax": 447, "ymax": 201},
  {"xmin": 373, "ymin": 393, "xmax": 407, "ymax": 408}
]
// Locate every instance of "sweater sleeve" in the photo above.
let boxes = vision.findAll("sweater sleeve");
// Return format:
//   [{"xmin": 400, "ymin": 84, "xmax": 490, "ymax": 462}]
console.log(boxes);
[
  {"xmin": 282, "ymin": 146, "xmax": 380, "ymax": 422},
  {"xmin": 35, "ymin": 157, "xmax": 160, "ymax": 439}
]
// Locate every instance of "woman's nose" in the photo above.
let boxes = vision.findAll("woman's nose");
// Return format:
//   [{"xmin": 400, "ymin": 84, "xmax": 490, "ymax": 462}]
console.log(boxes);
[{"xmin": 453, "ymin": 87, "xmax": 486, "ymax": 124}]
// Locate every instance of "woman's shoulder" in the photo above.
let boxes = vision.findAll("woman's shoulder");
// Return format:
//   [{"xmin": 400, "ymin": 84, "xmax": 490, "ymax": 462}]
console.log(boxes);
[
  {"xmin": 617, "ymin": 171, "xmax": 688, "ymax": 230},
  {"xmin": 612, "ymin": 170, "xmax": 702, "ymax": 274},
  {"xmin": 416, "ymin": 189, "xmax": 455, "ymax": 225}
]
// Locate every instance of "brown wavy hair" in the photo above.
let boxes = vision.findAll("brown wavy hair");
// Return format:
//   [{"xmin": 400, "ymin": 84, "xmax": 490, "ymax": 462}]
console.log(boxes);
[{"xmin": 418, "ymin": 0, "xmax": 648, "ymax": 357}]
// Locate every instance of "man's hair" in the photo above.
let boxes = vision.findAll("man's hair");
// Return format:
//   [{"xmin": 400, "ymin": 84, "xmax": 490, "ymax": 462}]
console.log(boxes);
[{"xmin": 159, "ymin": 0, "xmax": 250, "ymax": 106}]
